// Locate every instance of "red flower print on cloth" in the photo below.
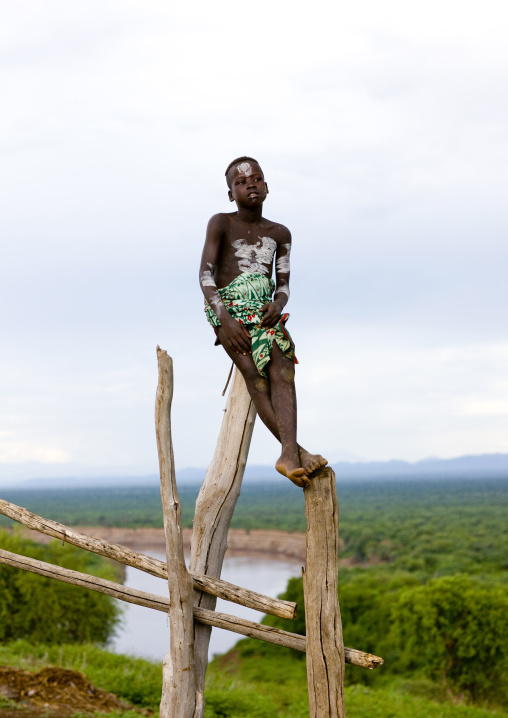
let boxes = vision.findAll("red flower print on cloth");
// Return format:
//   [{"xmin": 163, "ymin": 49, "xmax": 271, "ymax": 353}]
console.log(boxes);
[{"xmin": 203, "ymin": 271, "xmax": 297, "ymax": 377}]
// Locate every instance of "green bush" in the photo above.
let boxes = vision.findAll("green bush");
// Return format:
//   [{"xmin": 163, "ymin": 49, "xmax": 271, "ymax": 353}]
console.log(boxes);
[
  {"xmin": 392, "ymin": 575, "xmax": 508, "ymax": 704},
  {"xmin": 0, "ymin": 529, "xmax": 120, "ymax": 645}
]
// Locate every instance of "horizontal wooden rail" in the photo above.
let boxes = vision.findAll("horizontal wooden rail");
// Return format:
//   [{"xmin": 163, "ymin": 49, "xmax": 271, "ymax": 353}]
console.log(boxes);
[
  {"xmin": 0, "ymin": 548, "xmax": 383, "ymax": 670},
  {"xmin": 0, "ymin": 498, "xmax": 295, "ymax": 620}
]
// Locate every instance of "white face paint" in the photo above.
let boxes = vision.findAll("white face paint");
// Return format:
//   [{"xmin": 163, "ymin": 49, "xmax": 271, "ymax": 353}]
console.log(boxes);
[
  {"xmin": 276, "ymin": 243, "xmax": 291, "ymax": 274},
  {"xmin": 232, "ymin": 236, "xmax": 277, "ymax": 274},
  {"xmin": 237, "ymin": 162, "xmax": 252, "ymax": 176}
]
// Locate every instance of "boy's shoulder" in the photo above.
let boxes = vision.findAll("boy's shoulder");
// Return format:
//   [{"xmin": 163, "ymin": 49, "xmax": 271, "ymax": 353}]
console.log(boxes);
[
  {"xmin": 206, "ymin": 212, "xmax": 234, "ymax": 232},
  {"xmin": 207, "ymin": 213, "xmax": 291, "ymax": 242}
]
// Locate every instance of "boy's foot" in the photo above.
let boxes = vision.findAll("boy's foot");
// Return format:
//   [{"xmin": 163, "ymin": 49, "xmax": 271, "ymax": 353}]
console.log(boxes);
[
  {"xmin": 275, "ymin": 456, "xmax": 308, "ymax": 488},
  {"xmin": 299, "ymin": 449, "xmax": 328, "ymax": 475}
]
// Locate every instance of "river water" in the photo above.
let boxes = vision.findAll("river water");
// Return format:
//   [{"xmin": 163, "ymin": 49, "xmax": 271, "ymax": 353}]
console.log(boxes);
[{"xmin": 110, "ymin": 551, "xmax": 301, "ymax": 662}]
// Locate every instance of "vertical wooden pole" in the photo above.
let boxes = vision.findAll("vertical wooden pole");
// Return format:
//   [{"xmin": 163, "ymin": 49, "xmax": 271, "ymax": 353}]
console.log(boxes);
[
  {"xmin": 303, "ymin": 467, "xmax": 346, "ymax": 718},
  {"xmin": 190, "ymin": 368, "xmax": 257, "ymax": 718},
  {"xmin": 155, "ymin": 348, "xmax": 197, "ymax": 718}
]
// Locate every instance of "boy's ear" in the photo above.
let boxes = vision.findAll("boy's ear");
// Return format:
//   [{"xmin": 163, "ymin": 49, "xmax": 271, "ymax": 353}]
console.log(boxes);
[
  {"xmin": 265, "ymin": 183, "xmax": 269, "ymax": 195},
  {"xmin": 228, "ymin": 189, "xmax": 234, "ymax": 202}
]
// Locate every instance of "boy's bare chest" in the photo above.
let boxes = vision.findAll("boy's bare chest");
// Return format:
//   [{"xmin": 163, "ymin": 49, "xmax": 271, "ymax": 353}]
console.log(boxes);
[
  {"xmin": 223, "ymin": 220, "xmax": 278, "ymax": 259},
  {"xmin": 229, "ymin": 232, "xmax": 276, "ymax": 258}
]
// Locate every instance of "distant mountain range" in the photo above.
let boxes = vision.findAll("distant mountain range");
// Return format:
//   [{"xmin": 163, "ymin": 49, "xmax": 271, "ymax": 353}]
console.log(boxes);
[{"xmin": 2, "ymin": 453, "xmax": 508, "ymax": 490}]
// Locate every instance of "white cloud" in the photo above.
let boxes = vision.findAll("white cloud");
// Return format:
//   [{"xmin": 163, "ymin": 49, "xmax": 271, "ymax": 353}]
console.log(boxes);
[
  {"xmin": 0, "ymin": 438, "xmax": 71, "ymax": 464},
  {"xmin": 1, "ymin": 0, "xmax": 507, "ymax": 480}
]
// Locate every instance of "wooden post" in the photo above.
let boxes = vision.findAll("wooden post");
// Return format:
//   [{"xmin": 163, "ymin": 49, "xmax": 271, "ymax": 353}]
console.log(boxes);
[
  {"xmin": 190, "ymin": 368, "xmax": 256, "ymax": 718},
  {"xmin": 155, "ymin": 348, "xmax": 197, "ymax": 718},
  {"xmin": 303, "ymin": 467, "xmax": 346, "ymax": 718}
]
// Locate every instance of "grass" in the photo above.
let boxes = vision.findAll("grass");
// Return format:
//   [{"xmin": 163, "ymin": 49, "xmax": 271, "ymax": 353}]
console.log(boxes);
[{"xmin": 1, "ymin": 640, "xmax": 507, "ymax": 718}]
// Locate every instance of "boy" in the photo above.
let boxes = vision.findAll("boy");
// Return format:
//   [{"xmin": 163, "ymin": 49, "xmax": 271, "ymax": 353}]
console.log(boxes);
[{"xmin": 199, "ymin": 157, "xmax": 327, "ymax": 487}]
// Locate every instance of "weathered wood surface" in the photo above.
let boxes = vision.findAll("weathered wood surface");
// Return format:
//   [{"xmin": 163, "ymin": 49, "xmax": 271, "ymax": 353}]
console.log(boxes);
[
  {"xmin": 303, "ymin": 467, "xmax": 346, "ymax": 718},
  {"xmin": 0, "ymin": 547, "xmax": 383, "ymax": 669},
  {"xmin": 190, "ymin": 367, "xmax": 257, "ymax": 717},
  {"xmin": 0, "ymin": 502, "xmax": 296, "ymax": 620},
  {"xmin": 155, "ymin": 348, "xmax": 196, "ymax": 718}
]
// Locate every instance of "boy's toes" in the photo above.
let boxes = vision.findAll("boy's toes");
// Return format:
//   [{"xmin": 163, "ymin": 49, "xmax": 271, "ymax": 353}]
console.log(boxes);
[
  {"xmin": 275, "ymin": 460, "xmax": 308, "ymax": 488},
  {"xmin": 299, "ymin": 451, "xmax": 328, "ymax": 475},
  {"xmin": 289, "ymin": 467, "xmax": 306, "ymax": 478}
]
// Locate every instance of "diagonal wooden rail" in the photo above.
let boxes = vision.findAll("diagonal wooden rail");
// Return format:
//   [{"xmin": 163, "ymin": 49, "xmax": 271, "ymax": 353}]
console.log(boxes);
[
  {"xmin": 0, "ymin": 498, "xmax": 296, "ymax": 620},
  {"xmin": 0, "ymin": 547, "xmax": 383, "ymax": 669}
]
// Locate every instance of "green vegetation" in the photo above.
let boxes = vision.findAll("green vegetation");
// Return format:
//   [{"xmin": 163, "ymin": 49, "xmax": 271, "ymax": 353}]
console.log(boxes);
[
  {"xmin": 1, "ymin": 640, "xmax": 507, "ymax": 718},
  {"xmin": 206, "ymin": 646, "xmax": 508, "ymax": 718},
  {"xmin": 2, "ymin": 476, "xmax": 507, "ymax": 575},
  {"xmin": 260, "ymin": 570, "xmax": 508, "ymax": 707},
  {"xmin": 1, "ymin": 474, "xmax": 507, "ymax": 715},
  {"xmin": 0, "ymin": 530, "xmax": 120, "ymax": 645}
]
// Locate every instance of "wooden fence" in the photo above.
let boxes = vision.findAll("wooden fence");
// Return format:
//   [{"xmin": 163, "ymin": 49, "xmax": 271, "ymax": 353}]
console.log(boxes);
[{"xmin": 0, "ymin": 347, "xmax": 383, "ymax": 717}]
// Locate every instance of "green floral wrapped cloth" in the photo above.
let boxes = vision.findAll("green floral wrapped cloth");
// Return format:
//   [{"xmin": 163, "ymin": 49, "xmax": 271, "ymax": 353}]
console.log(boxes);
[{"xmin": 204, "ymin": 271, "xmax": 297, "ymax": 377}]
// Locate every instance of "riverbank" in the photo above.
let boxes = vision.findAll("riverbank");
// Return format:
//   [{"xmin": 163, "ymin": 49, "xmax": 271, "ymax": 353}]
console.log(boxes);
[{"xmin": 19, "ymin": 526, "xmax": 307, "ymax": 564}]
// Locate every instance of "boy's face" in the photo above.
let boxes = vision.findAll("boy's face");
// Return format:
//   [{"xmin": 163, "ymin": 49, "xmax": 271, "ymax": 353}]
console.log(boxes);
[{"xmin": 228, "ymin": 162, "xmax": 268, "ymax": 208}]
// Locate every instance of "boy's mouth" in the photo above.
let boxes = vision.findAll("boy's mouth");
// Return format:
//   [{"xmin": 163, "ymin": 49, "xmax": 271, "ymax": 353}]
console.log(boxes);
[{"xmin": 248, "ymin": 192, "xmax": 259, "ymax": 198}]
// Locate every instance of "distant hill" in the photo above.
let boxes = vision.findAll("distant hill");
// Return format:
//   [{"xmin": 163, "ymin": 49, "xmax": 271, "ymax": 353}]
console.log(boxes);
[
  {"xmin": 332, "ymin": 453, "xmax": 508, "ymax": 478},
  {"xmin": 1, "ymin": 454, "xmax": 507, "ymax": 490}
]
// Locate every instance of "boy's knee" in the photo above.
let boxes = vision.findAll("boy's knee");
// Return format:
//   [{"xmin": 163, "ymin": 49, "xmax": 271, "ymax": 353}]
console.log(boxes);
[
  {"xmin": 254, "ymin": 376, "xmax": 270, "ymax": 394},
  {"xmin": 238, "ymin": 362, "xmax": 263, "ymax": 388},
  {"xmin": 280, "ymin": 363, "xmax": 295, "ymax": 383}
]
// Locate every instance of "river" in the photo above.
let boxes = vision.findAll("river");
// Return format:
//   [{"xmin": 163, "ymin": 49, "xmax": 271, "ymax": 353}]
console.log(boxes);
[{"xmin": 109, "ymin": 551, "xmax": 301, "ymax": 662}]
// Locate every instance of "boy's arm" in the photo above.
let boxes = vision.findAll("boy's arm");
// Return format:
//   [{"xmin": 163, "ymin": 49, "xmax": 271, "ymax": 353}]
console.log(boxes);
[
  {"xmin": 259, "ymin": 228, "xmax": 291, "ymax": 328},
  {"xmin": 199, "ymin": 215, "xmax": 252, "ymax": 354}
]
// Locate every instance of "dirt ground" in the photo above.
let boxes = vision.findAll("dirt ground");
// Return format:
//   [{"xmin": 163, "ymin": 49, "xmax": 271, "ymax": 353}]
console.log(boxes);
[{"xmin": 0, "ymin": 665, "xmax": 150, "ymax": 717}]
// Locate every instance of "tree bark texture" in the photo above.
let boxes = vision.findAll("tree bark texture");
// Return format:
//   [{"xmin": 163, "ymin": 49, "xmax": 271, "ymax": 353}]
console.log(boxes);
[
  {"xmin": 303, "ymin": 467, "xmax": 346, "ymax": 718},
  {"xmin": 0, "ymin": 547, "xmax": 383, "ymax": 669},
  {"xmin": 0, "ymin": 498, "xmax": 296, "ymax": 619},
  {"xmin": 155, "ymin": 348, "xmax": 197, "ymax": 718},
  {"xmin": 189, "ymin": 367, "xmax": 257, "ymax": 718}
]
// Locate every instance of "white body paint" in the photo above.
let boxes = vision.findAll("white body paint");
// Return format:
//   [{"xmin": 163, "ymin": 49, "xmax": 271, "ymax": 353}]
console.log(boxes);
[
  {"xmin": 237, "ymin": 162, "xmax": 252, "ymax": 176},
  {"xmin": 210, "ymin": 295, "xmax": 223, "ymax": 313},
  {"xmin": 201, "ymin": 270, "xmax": 216, "ymax": 287},
  {"xmin": 276, "ymin": 243, "xmax": 291, "ymax": 274},
  {"xmin": 276, "ymin": 284, "xmax": 290, "ymax": 298},
  {"xmin": 201, "ymin": 263, "xmax": 216, "ymax": 287},
  {"xmin": 232, "ymin": 237, "xmax": 277, "ymax": 274}
]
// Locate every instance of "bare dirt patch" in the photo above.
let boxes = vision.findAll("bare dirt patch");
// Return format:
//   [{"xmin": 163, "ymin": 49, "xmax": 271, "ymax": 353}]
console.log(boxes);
[{"xmin": 0, "ymin": 665, "xmax": 149, "ymax": 717}]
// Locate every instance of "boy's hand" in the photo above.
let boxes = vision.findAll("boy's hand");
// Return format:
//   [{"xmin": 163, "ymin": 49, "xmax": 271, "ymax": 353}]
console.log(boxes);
[
  {"xmin": 221, "ymin": 317, "xmax": 252, "ymax": 355},
  {"xmin": 259, "ymin": 301, "xmax": 283, "ymax": 328}
]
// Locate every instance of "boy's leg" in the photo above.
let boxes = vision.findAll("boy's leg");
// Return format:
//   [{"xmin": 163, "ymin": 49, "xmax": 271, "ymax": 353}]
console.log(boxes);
[
  {"xmin": 267, "ymin": 343, "xmax": 302, "ymax": 482},
  {"xmin": 267, "ymin": 344, "xmax": 327, "ymax": 482},
  {"xmin": 217, "ymin": 328, "xmax": 306, "ymax": 486},
  {"xmin": 217, "ymin": 329, "xmax": 326, "ymax": 484}
]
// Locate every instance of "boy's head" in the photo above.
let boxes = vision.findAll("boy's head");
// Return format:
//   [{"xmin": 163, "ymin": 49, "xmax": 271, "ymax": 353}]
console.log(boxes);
[
  {"xmin": 225, "ymin": 156, "xmax": 268, "ymax": 207},
  {"xmin": 225, "ymin": 156, "xmax": 264, "ymax": 188}
]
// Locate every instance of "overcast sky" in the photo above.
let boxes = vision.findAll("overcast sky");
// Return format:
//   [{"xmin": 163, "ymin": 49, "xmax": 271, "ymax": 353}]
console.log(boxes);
[{"xmin": 1, "ymin": 0, "xmax": 507, "ymax": 484}]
